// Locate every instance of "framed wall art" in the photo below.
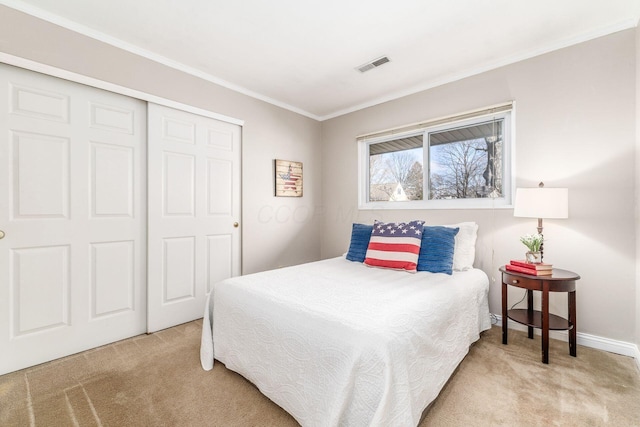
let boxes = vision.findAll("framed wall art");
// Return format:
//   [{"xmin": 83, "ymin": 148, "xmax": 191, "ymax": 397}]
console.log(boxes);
[{"xmin": 274, "ymin": 159, "xmax": 303, "ymax": 197}]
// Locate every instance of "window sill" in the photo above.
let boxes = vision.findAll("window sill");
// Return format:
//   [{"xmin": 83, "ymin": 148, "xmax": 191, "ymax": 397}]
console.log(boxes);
[{"xmin": 358, "ymin": 198, "xmax": 513, "ymax": 210}]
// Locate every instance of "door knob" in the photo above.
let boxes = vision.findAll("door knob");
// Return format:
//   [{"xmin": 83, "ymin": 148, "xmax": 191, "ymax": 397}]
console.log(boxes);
[
  {"xmin": 0, "ymin": 230, "xmax": 4, "ymax": 239},
  {"xmin": 233, "ymin": 222, "xmax": 239, "ymax": 228}
]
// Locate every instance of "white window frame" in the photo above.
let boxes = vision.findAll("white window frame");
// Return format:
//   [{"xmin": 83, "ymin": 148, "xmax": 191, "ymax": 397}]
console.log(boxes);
[{"xmin": 358, "ymin": 108, "xmax": 515, "ymax": 210}]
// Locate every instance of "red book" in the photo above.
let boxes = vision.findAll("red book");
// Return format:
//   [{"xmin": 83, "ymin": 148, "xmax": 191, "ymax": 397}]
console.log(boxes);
[
  {"xmin": 509, "ymin": 260, "xmax": 553, "ymax": 271},
  {"xmin": 505, "ymin": 264, "xmax": 553, "ymax": 276}
]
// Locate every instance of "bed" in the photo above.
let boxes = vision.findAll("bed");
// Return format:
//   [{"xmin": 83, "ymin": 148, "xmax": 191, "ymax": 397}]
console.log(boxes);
[{"xmin": 200, "ymin": 222, "xmax": 490, "ymax": 427}]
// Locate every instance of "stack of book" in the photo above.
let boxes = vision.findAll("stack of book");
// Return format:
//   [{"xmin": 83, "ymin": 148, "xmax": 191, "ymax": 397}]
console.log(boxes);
[{"xmin": 505, "ymin": 259, "xmax": 553, "ymax": 276}]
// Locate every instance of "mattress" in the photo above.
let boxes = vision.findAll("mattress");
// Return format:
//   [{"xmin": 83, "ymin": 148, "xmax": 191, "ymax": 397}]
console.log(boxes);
[{"xmin": 201, "ymin": 257, "xmax": 490, "ymax": 427}]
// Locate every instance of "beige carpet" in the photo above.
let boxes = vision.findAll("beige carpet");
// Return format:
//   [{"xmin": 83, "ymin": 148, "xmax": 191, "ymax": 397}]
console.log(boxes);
[{"xmin": 1, "ymin": 320, "xmax": 639, "ymax": 426}]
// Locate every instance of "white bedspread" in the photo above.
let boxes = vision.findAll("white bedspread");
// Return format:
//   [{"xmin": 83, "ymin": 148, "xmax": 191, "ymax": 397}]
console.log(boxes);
[{"xmin": 201, "ymin": 257, "xmax": 490, "ymax": 427}]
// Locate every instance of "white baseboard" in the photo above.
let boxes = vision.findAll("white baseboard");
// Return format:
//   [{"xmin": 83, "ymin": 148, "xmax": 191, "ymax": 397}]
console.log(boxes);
[{"xmin": 493, "ymin": 314, "xmax": 640, "ymax": 368}]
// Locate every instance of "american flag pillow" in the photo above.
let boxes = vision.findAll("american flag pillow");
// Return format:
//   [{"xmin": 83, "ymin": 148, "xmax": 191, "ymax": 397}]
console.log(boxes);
[{"xmin": 364, "ymin": 220, "xmax": 425, "ymax": 272}]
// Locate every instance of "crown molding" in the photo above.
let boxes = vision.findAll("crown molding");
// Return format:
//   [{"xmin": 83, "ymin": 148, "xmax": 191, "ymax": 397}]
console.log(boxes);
[
  {"xmin": 2, "ymin": 0, "xmax": 637, "ymax": 122},
  {"xmin": 0, "ymin": 0, "xmax": 322, "ymax": 121},
  {"xmin": 318, "ymin": 18, "xmax": 638, "ymax": 121}
]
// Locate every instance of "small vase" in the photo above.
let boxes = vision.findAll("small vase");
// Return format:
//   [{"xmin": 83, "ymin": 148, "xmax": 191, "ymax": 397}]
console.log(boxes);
[{"xmin": 526, "ymin": 251, "xmax": 541, "ymax": 264}]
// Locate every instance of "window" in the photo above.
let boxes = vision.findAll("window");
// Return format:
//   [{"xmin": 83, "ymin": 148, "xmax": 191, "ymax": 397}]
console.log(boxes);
[{"xmin": 359, "ymin": 105, "xmax": 513, "ymax": 209}]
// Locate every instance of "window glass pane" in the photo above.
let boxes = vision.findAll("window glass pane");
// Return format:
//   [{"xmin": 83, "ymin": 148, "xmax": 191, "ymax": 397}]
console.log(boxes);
[
  {"xmin": 368, "ymin": 136, "xmax": 423, "ymax": 201},
  {"xmin": 358, "ymin": 108, "xmax": 512, "ymax": 209},
  {"xmin": 428, "ymin": 119, "xmax": 503, "ymax": 200}
]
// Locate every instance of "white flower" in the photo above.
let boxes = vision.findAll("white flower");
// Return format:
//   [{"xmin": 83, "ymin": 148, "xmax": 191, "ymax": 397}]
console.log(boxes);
[{"xmin": 520, "ymin": 233, "xmax": 543, "ymax": 252}]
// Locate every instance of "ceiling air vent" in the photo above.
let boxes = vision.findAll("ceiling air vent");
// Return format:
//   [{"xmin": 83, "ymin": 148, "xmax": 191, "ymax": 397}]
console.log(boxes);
[{"xmin": 356, "ymin": 56, "xmax": 390, "ymax": 73}]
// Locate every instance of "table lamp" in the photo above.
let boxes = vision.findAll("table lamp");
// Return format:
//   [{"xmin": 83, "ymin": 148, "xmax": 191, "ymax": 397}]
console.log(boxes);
[{"xmin": 513, "ymin": 182, "xmax": 569, "ymax": 261}]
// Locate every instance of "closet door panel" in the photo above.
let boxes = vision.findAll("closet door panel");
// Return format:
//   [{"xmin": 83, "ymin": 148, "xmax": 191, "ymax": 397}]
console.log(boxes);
[
  {"xmin": 147, "ymin": 103, "xmax": 241, "ymax": 332},
  {"xmin": 0, "ymin": 64, "xmax": 146, "ymax": 375}
]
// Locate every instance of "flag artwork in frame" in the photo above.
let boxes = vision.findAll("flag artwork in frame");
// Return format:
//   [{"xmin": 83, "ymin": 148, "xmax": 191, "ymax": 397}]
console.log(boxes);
[{"xmin": 274, "ymin": 159, "xmax": 303, "ymax": 197}]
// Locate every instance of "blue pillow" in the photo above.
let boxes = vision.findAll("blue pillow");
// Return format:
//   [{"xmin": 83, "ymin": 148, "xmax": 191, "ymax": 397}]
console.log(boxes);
[
  {"xmin": 346, "ymin": 223, "xmax": 373, "ymax": 262},
  {"xmin": 417, "ymin": 226, "xmax": 459, "ymax": 274}
]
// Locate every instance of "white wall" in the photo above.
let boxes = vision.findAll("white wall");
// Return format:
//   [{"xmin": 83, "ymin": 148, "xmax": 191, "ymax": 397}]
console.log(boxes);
[
  {"xmin": 0, "ymin": 6, "xmax": 323, "ymax": 275},
  {"xmin": 635, "ymin": 23, "xmax": 640, "ymax": 356},
  {"xmin": 321, "ymin": 30, "xmax": 637, "ymax": 343}
]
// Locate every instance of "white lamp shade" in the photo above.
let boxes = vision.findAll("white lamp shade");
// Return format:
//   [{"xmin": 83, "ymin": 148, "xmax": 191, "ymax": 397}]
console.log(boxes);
[{"xmin": 513, "ymin": 187, "xmax": 569, "ymax": 219}]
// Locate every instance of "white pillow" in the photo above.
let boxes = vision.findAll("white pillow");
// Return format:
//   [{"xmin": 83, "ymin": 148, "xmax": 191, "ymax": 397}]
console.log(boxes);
[{"xmin": 445, "ymin": 222, "xmax": 478, "ymax": 271}]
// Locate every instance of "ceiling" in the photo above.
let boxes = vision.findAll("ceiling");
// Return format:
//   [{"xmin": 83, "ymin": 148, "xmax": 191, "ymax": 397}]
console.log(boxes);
[{"xmin": 3, "ymin": 0, "xmax": 640, "ymax": 121}]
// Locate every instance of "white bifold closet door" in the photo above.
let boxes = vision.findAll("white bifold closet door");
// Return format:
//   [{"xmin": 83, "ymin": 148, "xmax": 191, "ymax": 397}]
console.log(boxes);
[
  {"xmin": 147, "ymin": 104, "xmax": 241, "ymax": 333},
  {"xmin": 0, "ymin": 64, "xmax": 147, "ymax": 375}
]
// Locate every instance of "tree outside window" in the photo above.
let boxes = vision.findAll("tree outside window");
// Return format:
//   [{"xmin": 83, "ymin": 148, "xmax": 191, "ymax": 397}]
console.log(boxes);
[
  {"xmin": 369, "ymin": 148, "xmax": 423, "ymax": 201},
  {"xmin": 428, "ymin": 119, "xmax": 503, "ymax": 200}
]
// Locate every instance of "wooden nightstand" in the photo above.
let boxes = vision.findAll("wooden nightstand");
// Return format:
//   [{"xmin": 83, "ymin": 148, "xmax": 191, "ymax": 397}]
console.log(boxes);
[{"xmin": 500, "ymin": 266, "xmax": 580, "ymax": 364}]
